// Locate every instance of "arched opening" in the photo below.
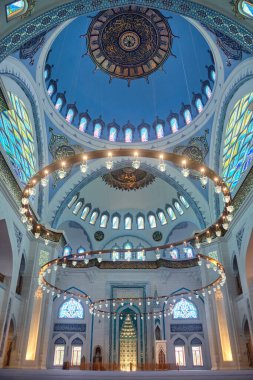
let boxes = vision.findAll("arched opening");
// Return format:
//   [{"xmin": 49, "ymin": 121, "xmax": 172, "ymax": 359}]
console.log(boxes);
[
  {"xmin": 246, "ymin": 231, "xmax": 253, "ymax": 289},
  {"xmin": 155, "ymin": 325, "xmax": 161, "ymax": 340},
  {"xmin": 16, "ymin": 255, "xmax": 25, "ymax": 296},
  {"xmin": 244, "ymin": 319, "xmax": 253, "ymax": 367},
  {"xmin": 3, "ymin": 318, "xmax": 15, "ymax": 367},
  {"xmin": 0, "ymin": 220, "xmax": 13, "ymax": 280},
  {"xmin": 93, "ymin": 346, "xmax": 103, "ymax": 370},
  {"xmin": 233, "ymin": 256, "xmax": 242, "ymax": 295}
]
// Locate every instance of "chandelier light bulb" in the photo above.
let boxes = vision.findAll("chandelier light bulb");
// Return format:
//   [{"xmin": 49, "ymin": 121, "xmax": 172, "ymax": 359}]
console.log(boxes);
[
  {"xmin": 215, "ymin": 185, "xmax": 222, "ymax": 194},
  {"xmin": 19, "ymin": 207, "xmax": 26, "ymax": 215},
  {"xmin": 227, "ymin": 214, "xmax": 233, "ymax": 222},
  {"xmin": 224, "ymin": 195, "xmax": 230, "ymax": 203},
  {"xmin": 227, "ymin": 205, "xmax": 234, "ymax": 213},
  {"xmin": 29, "ymin": 187, "xmax": 36, "ymax": 196},
  {"xmin": 105, "ymin": 152, "xmax": 114, "ymax": 170},
  {"xmin": 21, "ymin": 215, "xmax": 28, "ymax": 223},
  {"xmin": 44, "ymin": 239, "xmax": 49, "ymax": 246},
  {"xmin": 158, "ymin": 155, "xmax": 166, "ymax": 172},
  {"xmin": 182, "ymin": 167, "xmax": 190, "ymax": 177},
  {"xmin": 200, "ymin": 174, "xmax": 208, "ymax": 186},
  {"xmin": 34, "ymin": 231, "xmax": 40, "ymax": 239},
  {"xmin": 22, "ymin": 197, "xmax": 29, "ymax": 205},
  {"xmin": 215, "ymin": 229, "xmax": 221, "ymax": 237},
  {"xmin": 222, "ymin": 222, "xmax": 229, "ymax": 230},
  {"xmin": 132, "ymin": 152, "xmax": 140, "ymax": 169},
  {"xmin": 98, "ymin": 254, "xmax": 103, "ymax": 263},
  {"xmin": 156, "ymin": 249, "xmax": 161, "ymax": 260},
  {"xmin": 58, "ymin": 168, "xmax": 67, "ymax": 179},
  {"xmin": 72, "ymin": 260, "xmax": 77, "ymax": 267},
  {"xmin": 27, "ymin": 223, "xmax": 33, "ymax": 231},
  {"xmin": 80, "ymin": 157, "xmax": 88, "ymax": 173},
  {"xmin": 41, "ymin": 178, "xmax": 48, "ymax": 187}
]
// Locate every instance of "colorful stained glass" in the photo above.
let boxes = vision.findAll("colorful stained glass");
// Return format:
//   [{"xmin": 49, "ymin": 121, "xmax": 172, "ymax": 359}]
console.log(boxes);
[
  {"xmin": 140, "ymin": 127, "xmax": 148, "ymax": 142},
  {"xmin": 63, "ymin": 245, "xmax": 72, "ymax": 257},
  {"xmin": 183, "ymin": 247, "xmax": 194, "ymax": 258},
  {"xmin": 109, "ymin": 127, "xmax": 117, "ymax": 142},
  {"xmin": 167, "ymin": 207, "xmax": 177, "ymax": 221},
  {"xmin": 173, "ymin": 298, "xmax": 198, "ymax": 319},
  {"xmin": 112, "ymin": 245, "xmax": 120, "ymax": 261},
  {"xmin": 174, "ymin": 201, "xmax": 184, "ymax": 215},
  {"xmin": 44, "ymin": 68, "xmax": 49, "ymax": 80},
  {"xmin": 55, "ymin": 97, "xmax": 63, "ymax": 111},
  {"xmin": 205, "ymin": 85, "xmax": 212, "ymax": 99},
  {"xmin": 59, "ymin": 298, "xmax": 84, "ymax": 319},
  {"xmin": 137, "ymin": 247, "xmax": 145, "ymax": 260},
  {"xmin": 170, "ymin": 118, "xmax": 179, "ymax": 133},
  {"xmin": 112, "ymin": 215, "xmax": 120, "ymax": 229},
  {"xmin": 222, "ymin": 92, "xmax": 253, "ymax": 191},
  {"xmin": 157, "ymin": 211, "xmax": 167, "ymax": 225},
  {"xmin": 148, "ymin": 214, "xmax": 157, "ymax": 228},
  {"xmin": 77, "ymin": 246, "xmax": 85, "ymax": 254},
  {"xmin": 90, "ymin": 211, "xmax": 99, "ymax": 225},
  {"xmin": 0, "ymin": 93, "xmax": 36, "ymax": 185},
  {"xmin": 73, "ymin": 201, "xmax": 83, "ymax": 215},
  {"xmin": 170, "ymin": 248, "xmax": 179, "ymax": 260},
  {"xmin": 210, "ymin": 69, "xmax": 216, "ymax": 82},
  {"xmin": 68, "ymin": 195, "xmax": 78, "ymax": 208},
  {"xmin": 81, "ymin": 206, "xmax": 90, "ymax": 220},
  {"xmin": 124, "ymin": 242, "xmax": 133, "ymax": 260},
  {"xmin": 66, "ymin": 108, "xmax": 74, "ymax": 123},
  {"xmin": 155, "ymin": 123, "xmax": 164, "ymax": 139},
  {"xmin": 179, "ymin": 195, "xmax": 190, "ymax": 209},
  {"xmin": 125, "ymin": 128, "xmax": 133, "ymax": 143},
  {"xmin": 125, "ymin": 216, "xmax": 132, "ymax": 230},
  {"xmin": 137, "ymin": 216, "xmax": 145, "ymax": 230},
  {"xmin": 100, "ymin": 214, "xmax": 109, "ymax": 228},
  {"xmin": 241, "ymin": 1, "xmax": 253, "ymax": 17},
  {"xmin": 94, "ymin": 123, "xmax": 102, "ymax": 138},
  {"xmin": 184, "ymin": 109, "xmax": 192, "ymax": 125},
  {"xmin": 6, "ymin": 1, "xmax": 26, "ymax": 21},
  {"xmin": 195, "ymin": 98, "xmax": 203, "ymax": 113},
  {"xmin": 47, "ymin": 84, "xmax": 55, "ymax": 97},
  {"xmin": 79, "ymin": 117, "xmax": 88, "ymax": 132}
]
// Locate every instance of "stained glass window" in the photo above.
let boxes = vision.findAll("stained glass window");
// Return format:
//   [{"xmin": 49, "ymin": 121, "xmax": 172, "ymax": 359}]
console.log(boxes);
[
  {"xmin": 140, "ymin": 127, "xmax": 148, "ymax": 142},
  {"xmin": 170, "ymin": 248, "xmax": 179, "ymax": 260},
  {"xmin": 55, "ymin": 97, "xmax": 63, "ymax": 111},
  {"xmin": 137, "ymin": 247, "xmax": 145, "ymax": 260},
  {"xmin": 63, "ymin": 245, "xmax": 72, "ymax": 257},
  {"xmin": 192, "ymin": 346, "xmax": 203, "ymax": 366},
  {"xmin": 44, "ymin": 68, "xmax": 49, "ymax": 80},
  {"xmin": 183, "ymin": 246, "xmax": 194, "ymax": 258},
  {"xmin": 112, "ymin": 215, "xmax": 120, "ymax": 229},
  {"xmin": 155, "ymin": 123, "xmax": 164, "ymax": 139},
  {"xmin": 175, "ymin": 346, "xmax": 186, "ymax": 366},
  {"xmin": 195, "ymin": 98, "xmax": 203, "ymax": 113},
  {"xmin": 73, "ymin": 201, "xmax": 83, "ymax": 215},
  {"xmin": 148, "ymin": 214, "xmax": 157, "ymax": 228},
  {"xmin": 6, "ymin": 1, "xmax": 26, "ymax": 21},
  {"xmin": 205, "ymin": 84, "xmax": 212, "ymax": 99},
  {"xmin": 112, "ymin": 247, "xmax": 119, "ymax": 261},
  {"xmin": 100, "ymin": 213, "xmax": 109, "ymax": 228},
  {"xmin": 124, "ymin": 215, "xmax": 132, "ymax": 230},
  {"xmin": 0, "ymin": 93, "xmax": 36, "ymax": 184},
  {"xmin": 68, "ymin": 195, "xmax": 78, "ymax": 208},
  {"xmin": 157, "ymin": 211, "xmax": 167, "ymax": 225},
  {"xmin": 79, "ymin": 116, "xmax": 88, "ymax": 132},
  {"xmin": 137, "ymin": 216, "xmax": 145, "ymax": 230},
  {"xmin": 210, "ymin": 69, "xmax": 216, "ymax": 82},
  {"xmin": 167, "ymin": 207, "xmax": 176, "ymax": 221},
  {"xmin": 173, "ymin": 298, "xmax": 198, "ymax": 319},
  {"xmin": 47, "ymin": 84, "xmax": 55, "ymax": 97},
  {"xmin": 94, "ymin": 123, "xmax": 102, "ymax": 138},
  {"xmin": 59, "ymin": 298, "xmax": 84, "ymax": 319},
  {"xmin": 125, "ymin": 128, "xmax": 133, "ymax": 143},
  {"xmin": 109, "ymin": 127, "xmax": 117, "ymax": 142},
  {"xmin": 179, "ymin": 195, "xmax": 190, "ymax": 209},
  {"xmin": 81, "ymin": 206, "xmax": 90, "ymax": 220},
  {"xmin": 222, "ymin": 92, "xmax": 253, "ymax": 191},
  {"xmin": 77, "ymin": 246, "xmax": 85, "ymax": 255},
  {"xmin": 90, "ymin": 211, "xmax": 99, "ymax": 225},
  {"xmin": 241, "ymin": 1, "xmax": 253, "ymax": 17},
  {"xmin": 174, "ymin": 201, "xmax": 184, "ymax": 215},
  {"xmin": 123, "ymin": 242, "xmax": 133, "ymax": 261},
  {"xmin": 66, "ymin": 108, "xmax": 74, "ymax": 124},
  {"xmin": 54, "ymin": 345, "xmax": 65, "ymax": 366},
  {"xmin": 184, "ymin": 109, "xmax": 192, "ymax": 125},
  {"xmin": 170, "ymin": 118, "xmax": 179, "ymax": 133}
]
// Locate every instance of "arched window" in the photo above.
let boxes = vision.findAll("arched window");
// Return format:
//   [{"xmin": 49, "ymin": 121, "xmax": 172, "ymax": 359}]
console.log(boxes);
[
  {"xmin": 100, "ymin": 213, "xmax": 109, "ymax": 228},
  {"xmin": 140, "ymin": 127, "xmax": 148, "ymax": 142},
  {"xmin": 183, "ymin": 109, "xmax": 192, "ymax": 125},
  {"xmin": 77, "ymin": 246, "xmax": 85, "ymax": 255},
  {"xmin": 174, "ymin": 201, "xmax": 184, "ymax": 215},
  {"xmin": 124, "ymin": 215, "xmax": 132, "ymax": 230},
  {"xmin": 63, "ymin": 245, "xmax": 72, "ymax": 257},
  {"xmin": 170, "ymin": 248, "xmax": 179, "ymax": 260},
  {"xmin": 109, "ymin": 126, "xmax": 117, "ymax": 142},
  {"xmin": 123, "ymin": 242, "xmax": 133, "ymax": 261},
  {"xmin": 173, "ymin": 298, "xmax": 198, "ymax": 319},
  {"xmin": 73, "ymin": 201, "xmax": 83, "ymax": 215},
  {"xmin": 81, "ymin": 206, "xmax": 91, "ymax": 220},
  {"xmin": 79, "ymin": 116, "xmax": 88, "ymax": 132},
  {"xmin": 170, "ymin": 117, "xmax": 179, "ymax": 133},
  {"xmin": 6, "ymin": 1, "xmax": 27, "ymax": 21},
  {"xmin": 167, "ymin": 206, "xmax": 176, "ymax": 221},
  {"xmin": 204, "ymin": 84, "xmax": 212, "ymax": 99},
  {"xmin": 137, "ymin": 245, "xmax": 145, "ymax": 260},
  {"xmin": 0, "ymin": 92, "xmax": 36, "ymax": 184},
  {"xmin": 137, "ymin": 215, "xmax": 145, "ymax": 230},
  {"xmin": 44, "ymin": 68, "xmax": 50, "ymax": 80},
  {"xmin": 125, "ymin": 128, "xmax": 133, "ymax": 143},
  {"xmin": 191, "ymin": 338, "xmax": 203, "ymax": 366},
  {"xmin": 55, "ymin": 97, "xmax": 63, "ymax": 111},
  {"xmin": 210, "ymin": 69, "xmax": 216, "ymax": 82},
  {"xmin": 59, "ymin": 298, "xmax": 84, "ymax": 319},
  {"xmin": 222, "ymin": 92, "xmax": 253, "ymax": 191},
  {"xmin": 47, "ymin": 83, "xmax": 56, "ymax": 97},
  {"xmin": 179, "ymin": 195, "xmax": 190, "ymax": 209},
  {"xmin": 148, "ymin": 213, "xmax": 157, "ymax": 229},
  {"xmin": 195, "ymin": 98, "xmax": 203, "ymax": 113},
  {"xmin": 157, "ymin": 210, "xmax": 167, "ymax": 225},
  {"xmin": 155, "ymin": 123, "xmax": 164, "ymax": 139},
  {"xmin": 68, "ymin": 194, "xmax": 78, "ymax": 209},
  {"xmin": 183, "ymin": 246, "xmax": 194, "ymax": 259},
  {"xmin": 238, "ymin": 1, "xmax": 253, "ymax": 18},
  {"xmin": 112, "ymin": 215, "xmax": 120, "ymax": 229},
  {"xmin": 66, "ymin": 108, "xmax": 74, "ymax": 124},
  {"xmin": 94, "ymin": 123, "xmax": 102, "ymax": 138},
  {"xmin": 54, "ymin": 338, "xmax": 66, "ymax": 366},
  {"xmin": 90, "ymin": 210, "xmax": 99, "ymax": 225},
  {"xmin": 112, "ymin": 244, "xmax": 120, "ymax": 261},
  {"xmin": 71, "ymin": 338, "xmax": 83, "ymax": 366},
  {"xmin": 174, "ymin": 339, "xmax": 186, "ymax": 366}
]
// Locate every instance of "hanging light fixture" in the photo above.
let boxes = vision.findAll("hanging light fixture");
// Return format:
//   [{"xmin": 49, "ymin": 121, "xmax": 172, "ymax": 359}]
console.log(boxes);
[
  {"xmin": 41, "ymin": 177, "xmax": 48, "ymax": 187},
  {"xmin": 35, "ymin": 226, "xmax": 41, "ymax": 239},
  {"xmin": 80, "ymin": 155, "xmax": 88, "ymax": 173},
  {"xmin": 181, "ymin": 160, "xmax": 190, "ymax": 177},
  {"xmin": 29, "ymin": 186, "xmax": 36, "ymax": 196},
  {"xmin": 222, "ymin": 216, "xmax": 229, "ymax": 230},
  {"xmin": 200, "ymin": 168, "xmax": 208, "ymax": 186},
  {"xmin": 215, "ymin": 224, "xmax": 221, "ymax": 237},
  {"xmin": 132, "ymin": 152, "xmax": 140, "ymax": 169},
  {"xmin": 21, "ymin": 215, "xmax": 28, "ymax": 224},
  {"xmin": 214, "ymin": 177, "xmax": 221, "ymax": 194},
  {"xmin": 156, "ymin": 248, "xmax": 161, "ymax": 260},
  {"xmin": 227, "ymin": 205, "xmax": 234, "ymax": 213},
  {"xmin": 227, "ymin": 214, "xmax": 233, "ymax": 222},
  {"xmin": 44, "ymin": 233, "xmax": 50, "ymax": 246},
  {"xmin": 206, "ymin": 231, "xmax": 212, "ymax": 244},
  {"xmin": 158, "ymin": 155, "xmax": 166, "ymax": 172},
  {"xmin": 195, "ymin": 236, "xmax": 201, "ymax": 249},
  {"xmin": 58, "ymin": 161, "xmax": 67, "ymax": 179},
  {"xmin": 105, "ymin": 152, "xmax": 113, "ymax": 170},
  {"xmin": 98, "ymin": 252, "xmax": 103, "ymax": 263}
]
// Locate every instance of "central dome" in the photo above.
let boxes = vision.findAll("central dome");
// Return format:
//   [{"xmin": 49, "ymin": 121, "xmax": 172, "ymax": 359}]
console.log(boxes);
[{"xmin": 87, "ymin": 6, "xmax": 173, "ymax": 81}]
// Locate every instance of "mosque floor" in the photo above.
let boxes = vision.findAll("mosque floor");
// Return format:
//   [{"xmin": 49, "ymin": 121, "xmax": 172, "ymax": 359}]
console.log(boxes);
[{"xmin": 0, "ymin": 370, "xmax": 253, "ymax": 380}]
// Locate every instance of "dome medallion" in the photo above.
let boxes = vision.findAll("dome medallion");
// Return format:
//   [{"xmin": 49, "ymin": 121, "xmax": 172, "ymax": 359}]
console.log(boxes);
[{"xmin": 87, "ymin": 6, "xmax": 173, "ymax": 82}]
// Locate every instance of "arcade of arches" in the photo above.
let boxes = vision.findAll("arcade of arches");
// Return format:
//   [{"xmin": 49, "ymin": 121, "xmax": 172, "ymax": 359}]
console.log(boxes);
[{"xmin": 0, "ymin": 1, "xmax": 253, "ymax": 379}]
